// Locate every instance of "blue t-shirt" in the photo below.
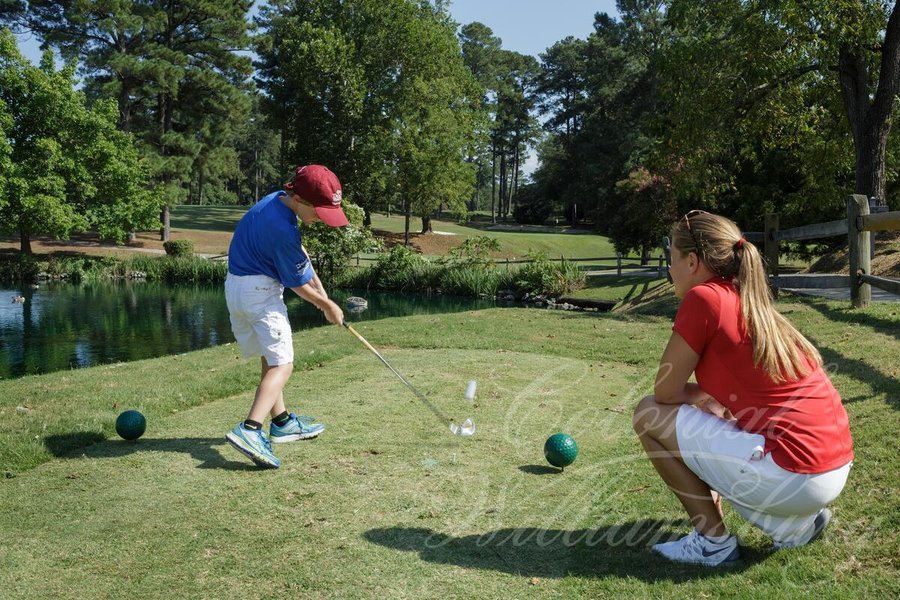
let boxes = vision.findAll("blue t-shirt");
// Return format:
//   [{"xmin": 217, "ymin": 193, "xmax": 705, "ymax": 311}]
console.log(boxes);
[{"xmin": 228, "ymin": 191, "xmax": 315, "ymax": 288}]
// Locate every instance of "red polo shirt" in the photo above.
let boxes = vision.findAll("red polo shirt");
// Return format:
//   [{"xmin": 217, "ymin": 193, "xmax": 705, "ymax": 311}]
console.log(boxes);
[{"xmin": 673, "ymin": 278, "xmax": 853, "ymax": 474}]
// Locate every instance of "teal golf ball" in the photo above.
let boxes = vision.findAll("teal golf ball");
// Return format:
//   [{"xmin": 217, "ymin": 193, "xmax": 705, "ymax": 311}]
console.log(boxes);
[
  {"xmin": 544, "ymin": 433, "xmax": 578, "ymax": 468},
  {"xmin": 115, "ymin": 410, "xmax": 146, "ymax": 440}
]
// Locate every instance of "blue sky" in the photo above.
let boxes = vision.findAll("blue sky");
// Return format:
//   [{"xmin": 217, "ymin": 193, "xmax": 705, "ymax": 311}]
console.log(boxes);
[
  {"xmin": 448, "ymin": 0, "xmax": 619, "ymax": 57},
  {"xmin": 14, "ymin": 1, "xmax": 620, "ymax": 64}
]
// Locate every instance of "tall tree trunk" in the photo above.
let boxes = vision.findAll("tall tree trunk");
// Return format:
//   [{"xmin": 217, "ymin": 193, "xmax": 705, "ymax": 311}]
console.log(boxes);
[
  {"xmin": 403, "ymin": 196, "xmax": 410, "ymax": 246},
  {"xmin": 491, "ymin": 147, "xmax": 497, "ymax": 224},
  {"xmin": 421, "ymin": 215, "xmax": 432, "ymax": 233},
  {"xmin": 20, "ymin": 231, "xmax": 32, "ymax": 255},
  {"xmin": 468, "ymin": 165, "xmax": 479, "ymax": 211},
  {"xmin": 117, "ymin": 80, "xmax": 134, "ymax": 131},
  {"xmin": 510, "ymin": 144, "xmax": 520, "ymax": 216},
  {"xmin": 160, "ymin": 206, "xmax": 170, "ymax": 242},
  {"xmin": 254, "ymin": 146, "xmax": 259, "ymax": 202},
  {"xmin": 159, "ymin": 4, "xmax": 177, "ymax": 240},
  {"xmin": 157, "ymin": 91, "xmax": 171, "ymax": 241},
  {"xmin": 503, "ymin": 150, "xmax": 514, "ymax": 218},
  {"xmin": 838, "ymin": 3, "xmax": 900, "ymax": 202},
  {"xmin": 363, "ymin": 206, "xmax": 371, "ymax": 228},
  {"xmin": 855, "ymin": 127, "xmax": 890, "ymax": 201},
  {"xmin": 499, "ymin": 149, "xmax": 507, "ymax": 221}
]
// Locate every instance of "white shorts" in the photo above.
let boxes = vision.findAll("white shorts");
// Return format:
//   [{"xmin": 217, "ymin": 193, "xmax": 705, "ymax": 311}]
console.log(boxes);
[
  {"xmin": 675, "ymin": 404, "xmax": 852, "ymax": 543},
  {"xmin": 224, "ymin": 273, "xmax": 294, "ymax": 366}
]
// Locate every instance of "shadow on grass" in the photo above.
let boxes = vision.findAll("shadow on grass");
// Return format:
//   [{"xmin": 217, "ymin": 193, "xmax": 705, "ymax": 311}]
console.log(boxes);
[
  {"xmin": 812, "ymin": 342, "xmax": 899, "ymax": 410},
  {"xmin": 170, "ymin": 205, "xmax": 246, "ymax": 232},
  {"xmin": 518, "ymin": 464, "xmax": 562, "ymax": 475},
  {"xmin": 365, "ymin": 521, "xmax": 765, "ymax": 581},
  {"xmin": 44, "ymin": 433, "xmax": 259, "ymax": 471},
  {"xmin": 800, "ymin": 297, "xmax": 900, "ymax": 342}
]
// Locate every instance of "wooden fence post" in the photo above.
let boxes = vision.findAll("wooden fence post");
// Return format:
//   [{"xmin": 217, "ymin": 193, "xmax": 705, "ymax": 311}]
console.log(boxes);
[
  {"xmin": 868, "ymin": 197, "xmax": 888, "ymax": 257},
  {"xmin": 764, "ymin": 213, "xmax": 779, "ymax": 295},
  {"xmin": 848, "ymin": 194, "xmax": 871, "ymax": 308}
]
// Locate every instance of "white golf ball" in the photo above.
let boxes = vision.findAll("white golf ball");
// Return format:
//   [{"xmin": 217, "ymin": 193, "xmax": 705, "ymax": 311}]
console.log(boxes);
[{"xmin": 465, "ymin": 380, "xmax": 477, "ymax": 401}]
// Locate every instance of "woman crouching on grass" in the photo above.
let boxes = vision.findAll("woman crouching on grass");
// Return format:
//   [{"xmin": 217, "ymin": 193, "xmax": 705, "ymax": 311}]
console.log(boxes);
[{"xmin": 631, "ymin": 210, "xmax": 853, "ymax": 567}]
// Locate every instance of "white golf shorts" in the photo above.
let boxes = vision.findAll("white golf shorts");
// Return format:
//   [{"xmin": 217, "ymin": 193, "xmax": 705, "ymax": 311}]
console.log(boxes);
[
  {"xmin": 225, "ymin": 273, "xmax": 294, "ymax": 366},
  {"xmin": 675, "ymin": 404, "xmax": 851, "ymax": 542}
]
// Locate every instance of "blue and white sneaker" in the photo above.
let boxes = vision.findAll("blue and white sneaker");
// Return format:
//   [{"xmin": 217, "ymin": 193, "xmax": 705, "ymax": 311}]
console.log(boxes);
[
  {"xmin": 773, "ymin": 508, "xmax": 832, "ymax": 550},
  {"xmin": 652, "ymin": 530, "xmax": 740, "ymax": 567},
  {"xmin": 225, "ymin": 423, "xmax": 281, "ymax": 468},
  {"xmin": 270, "ymin": 412, "xmax": 326, "ymax": 442}
]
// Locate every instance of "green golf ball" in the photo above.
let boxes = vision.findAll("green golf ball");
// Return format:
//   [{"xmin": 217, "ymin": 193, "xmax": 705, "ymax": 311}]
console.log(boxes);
[
  {"xmin": 544, "ymin": 433, "xmax": 578, "ymax": 468},
  {"xmin": 115, "ymin": 410, "xmax": 146, "ymax": 441}
]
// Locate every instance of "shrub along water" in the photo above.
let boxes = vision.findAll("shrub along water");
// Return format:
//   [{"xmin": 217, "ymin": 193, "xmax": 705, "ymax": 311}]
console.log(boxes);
[
  {"xmin": 336, "ymin": 243, "xmax": 585, "ymax": 299},
  {"xmin": 512, "ymin": 250, "xmax": 587, "ymax": 297},
  {"xmin": 0, "ymin": 253, "xmax": 227, "ymax": 283},
  {"xmin": 0, "ymin": 241, "xmax": 582, "ymax": 297},
  {"xmin": 162, "ymin": 239, "xmax": 195, "ymax": 257}
]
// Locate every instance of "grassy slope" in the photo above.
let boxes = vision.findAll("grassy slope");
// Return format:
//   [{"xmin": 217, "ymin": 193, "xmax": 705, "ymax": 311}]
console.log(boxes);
[
  {"xmin": 367, "ymin": 213, "xmax": 618, "ymax": 259},
  {"xmin": 169, "ymin": 206, "xmax": 620, "ymax": 260},
  {"xmin": 0, "ymin": 299, "xmax": 897, "ymax": 599},
  {"xmin": 170, "ymin": 206, "xmax": 654, "ymax": 302}
]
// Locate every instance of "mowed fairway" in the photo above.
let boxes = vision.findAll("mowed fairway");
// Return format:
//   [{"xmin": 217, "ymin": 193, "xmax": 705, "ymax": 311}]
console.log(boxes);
[{"xmin": 0, "ymin": 305, "xmax": 897, "ymax": 599}]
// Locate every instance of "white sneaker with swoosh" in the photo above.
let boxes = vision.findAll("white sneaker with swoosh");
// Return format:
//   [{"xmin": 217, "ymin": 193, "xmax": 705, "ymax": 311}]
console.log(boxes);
[{"xmin": 652, "ymin": 530, "xmax": 740, "ymax": 566}]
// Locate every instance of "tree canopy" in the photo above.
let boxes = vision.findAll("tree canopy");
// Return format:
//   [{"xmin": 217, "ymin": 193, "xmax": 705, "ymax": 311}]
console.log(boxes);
[
  {"xmin": 0, "ymin": 0, "xmax": 897, "ymax": 256},
  {"xmin": 0, "ymin": 28, "xmax": 160, "ymax": 253}
]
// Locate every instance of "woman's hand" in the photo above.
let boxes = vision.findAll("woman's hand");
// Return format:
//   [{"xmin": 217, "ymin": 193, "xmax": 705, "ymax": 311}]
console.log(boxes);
[{"xmin": 695, "ymin": 396, "xmax": 736, "ymax": 421}]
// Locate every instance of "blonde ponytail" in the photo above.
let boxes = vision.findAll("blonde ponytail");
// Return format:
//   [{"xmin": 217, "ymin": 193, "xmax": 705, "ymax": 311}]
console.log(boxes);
[{"xmin": 672, "ymin": 212, "xmax": 822, "ymax": 383}]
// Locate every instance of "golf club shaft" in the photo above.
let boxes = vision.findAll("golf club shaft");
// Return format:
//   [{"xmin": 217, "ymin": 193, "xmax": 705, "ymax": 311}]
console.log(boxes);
[{"xmin": 343, "ymin": 322, "xmax": 453, "ymax": 425}]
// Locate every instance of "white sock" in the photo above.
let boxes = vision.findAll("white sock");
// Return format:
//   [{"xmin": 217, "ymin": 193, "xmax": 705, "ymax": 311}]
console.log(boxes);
[{"xmin": 702, "ymin": 532, "xmax": 731, "ymax": 544}]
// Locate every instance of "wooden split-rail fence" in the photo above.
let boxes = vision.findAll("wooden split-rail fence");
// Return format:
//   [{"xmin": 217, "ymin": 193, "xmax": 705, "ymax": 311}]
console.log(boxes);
[{"xmin": 742, "ymin": 195, "xmax": 899, "ymax": 308}]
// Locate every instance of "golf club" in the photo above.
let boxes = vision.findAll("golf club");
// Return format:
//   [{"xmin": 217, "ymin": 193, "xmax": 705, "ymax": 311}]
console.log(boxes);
[{"xmin": 343, "ymin": 322, "xmax": 475, "ymax": 436}]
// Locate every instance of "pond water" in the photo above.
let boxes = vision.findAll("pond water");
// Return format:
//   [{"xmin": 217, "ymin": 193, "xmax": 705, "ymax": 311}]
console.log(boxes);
[{"xmin": 0, "ymin": 282, "xmax": 496, "ymax": 379}]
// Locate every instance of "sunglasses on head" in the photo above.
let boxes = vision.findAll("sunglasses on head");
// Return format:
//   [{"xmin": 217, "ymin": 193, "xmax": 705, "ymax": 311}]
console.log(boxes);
[{"xmin": 681, "ymin": 209, "xmax": 709, "ymax": 256}]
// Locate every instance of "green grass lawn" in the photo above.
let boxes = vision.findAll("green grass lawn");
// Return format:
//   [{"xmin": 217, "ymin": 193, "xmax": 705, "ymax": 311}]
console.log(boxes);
[
  {"xmin": 170, "ymin": 206, "xmax": 621, "ymax": 260},
  {"xmin": 1, "ymin": 299, "xmax": 897, "ymax": 598},
  {"xmin": 368, "ymin": 212, "xmax": 618, "ymax": 259},
  {"xmin": 566, "ymin": 274, "xmax": 670, "ymax": 304},
  {"xmin": 171, "ymin": 205, "xmax": 246, "ymax": 232}
]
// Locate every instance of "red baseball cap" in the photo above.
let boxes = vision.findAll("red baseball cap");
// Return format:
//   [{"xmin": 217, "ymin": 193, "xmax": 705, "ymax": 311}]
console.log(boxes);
[{"xmin": 285, "ymin": 165, "xmax": 349, "ymax": 227}]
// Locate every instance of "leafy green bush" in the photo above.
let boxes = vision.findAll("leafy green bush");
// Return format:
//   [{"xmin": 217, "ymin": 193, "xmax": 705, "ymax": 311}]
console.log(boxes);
[
  {"xmin": 163, "ymin": 240, "xmax": 194, "ymax": 257},
  {"xmin": 129, "ymin": 256, "xmax": 226, "ymax": 282},
  {"xmin": 335, "ymin": 265, "xmax": 376, "ymax": 289},
  {"xmin": 335, "ymin": 242, "xmax": 584, "ymax": 300},
  {"xmin": 0, "ymin": 254, "xmax": 40, "ymax": 282},
  {"xmin": 512, "ymin": 184, "xmax": 552, "ymax": 225},
  {"xmin": 373, "ymin": 246, "xmax": 439, "ymax": 291},
  {"xmin": 302, "ymin": 201, "xmax": 381, "ymax": 286},
  {"xmin": 439, "ymin": 266, "xmax": 500, "ymax": 297},
  {"xmin": 442, "ymin": 236, "xmax": 501, "ymax": 266},
  {"xmin": 433, "ymin": 236, "xmax": 503, "ymax": 297},
  {"xmin": 513, "ymin": 251, "xmax": 586, "ymax": 296},
  {"xmin": 0, "ymin": 253, "xmax": 226, "ymax": 283}
]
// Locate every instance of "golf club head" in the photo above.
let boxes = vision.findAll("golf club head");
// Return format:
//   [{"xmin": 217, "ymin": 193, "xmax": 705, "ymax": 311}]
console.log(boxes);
[{"xmin": 449, "ymin": 418, "xmax": 476, "ymax": 437}]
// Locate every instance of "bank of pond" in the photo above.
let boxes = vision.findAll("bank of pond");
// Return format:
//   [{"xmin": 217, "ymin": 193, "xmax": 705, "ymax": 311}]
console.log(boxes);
[
  {"xmin": 0, "ymin": 281, "xmax": 502, "ymax": 379},
  {"xmin": 0, "ymin": 250, "xmax": 591, "ymax": 378}
]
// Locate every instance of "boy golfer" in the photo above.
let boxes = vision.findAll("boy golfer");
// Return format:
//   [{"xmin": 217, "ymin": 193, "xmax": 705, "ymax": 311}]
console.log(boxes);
[{"xmin": 224, "ymin": 165, "xmax": 347, "ymax": 468}]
